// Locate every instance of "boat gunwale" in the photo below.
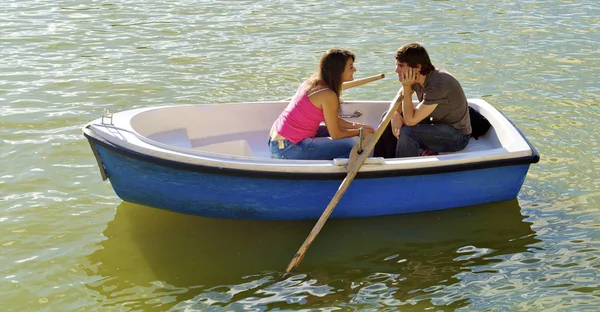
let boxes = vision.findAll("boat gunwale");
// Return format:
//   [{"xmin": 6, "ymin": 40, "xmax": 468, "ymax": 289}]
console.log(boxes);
[
  {"xmin": 83, "ymin": 126, "xmax": 539, "ymax": 180},
  {"xmin": 86, "ymin": 100, "xmax": 537, "ymax": 169}
]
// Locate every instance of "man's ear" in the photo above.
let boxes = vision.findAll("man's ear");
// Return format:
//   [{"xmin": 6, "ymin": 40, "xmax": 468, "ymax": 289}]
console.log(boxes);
[{"xmin": 416, "ymin": 64, "xmax": 423, "ymax": 75}]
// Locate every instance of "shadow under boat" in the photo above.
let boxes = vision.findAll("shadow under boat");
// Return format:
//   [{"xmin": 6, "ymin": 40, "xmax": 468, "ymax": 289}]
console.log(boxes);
[{"xmin": 85, "ymin": 199, "xmax": 540, "ymax": 304}]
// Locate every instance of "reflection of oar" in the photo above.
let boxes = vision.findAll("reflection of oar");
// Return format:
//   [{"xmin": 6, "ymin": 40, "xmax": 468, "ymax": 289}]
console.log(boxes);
[
  {"xmin": 282, "ymin": 91, "xmax": 403, "ymax": 278},
  {"xmin": 282, "ymin": 73, "xmax": 385, "ymax": 101}
]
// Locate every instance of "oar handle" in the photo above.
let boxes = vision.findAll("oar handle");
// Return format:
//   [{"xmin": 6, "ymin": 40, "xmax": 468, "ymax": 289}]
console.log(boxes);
[
  {"xmin": 281, "ymin": 73, "xmax": 385, "ymax": 101},
  {"xmin": 342, "ymin": 73, "xmax": 385, "ymax": 90}
]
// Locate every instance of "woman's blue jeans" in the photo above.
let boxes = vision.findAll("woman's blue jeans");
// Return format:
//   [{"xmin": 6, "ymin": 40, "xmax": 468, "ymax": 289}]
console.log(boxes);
[
  {"xmin": 396, "ymin": 123, "xmax": 470, "ymax": 157},
  {"xmin": 269, "ymin": 126, "xmax": 356, "ymax": 160}
]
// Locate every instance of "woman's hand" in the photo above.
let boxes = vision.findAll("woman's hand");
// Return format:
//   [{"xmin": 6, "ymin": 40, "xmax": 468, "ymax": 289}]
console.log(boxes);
[
  {"xmin": 354, "ymin": 123, "xmax": 374, "ymax": 134},
  {"xmin": 391, "ymin": 111, "xmax": 404, "ymax": 138}
]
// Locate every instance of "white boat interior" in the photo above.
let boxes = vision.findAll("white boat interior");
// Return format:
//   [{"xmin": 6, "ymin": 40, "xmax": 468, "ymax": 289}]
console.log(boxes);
[{"xmin": 87, "ymin": 99, "xmax": 534, "ymax": 173}]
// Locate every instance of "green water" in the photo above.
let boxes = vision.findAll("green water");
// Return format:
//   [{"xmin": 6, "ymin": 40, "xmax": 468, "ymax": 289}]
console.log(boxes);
[{"xmin": 1, "ymin": 0, "xmax": 599, "ymax": 311}]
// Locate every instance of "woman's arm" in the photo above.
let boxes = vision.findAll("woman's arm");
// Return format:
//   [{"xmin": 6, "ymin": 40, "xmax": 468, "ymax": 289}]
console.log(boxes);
[
  {"xmin": 338, "ymin": 118, "xmax": 374, "ymax": 132},
  {"xmin": 315, "ymin": 91, "xmax": 373, "ymax": 139}
]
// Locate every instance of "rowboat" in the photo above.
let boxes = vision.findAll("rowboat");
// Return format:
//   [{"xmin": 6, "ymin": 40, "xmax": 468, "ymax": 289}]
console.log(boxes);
[{"xmin": 82, "ymin": 99, "xmax": 539, "ymax": 220}]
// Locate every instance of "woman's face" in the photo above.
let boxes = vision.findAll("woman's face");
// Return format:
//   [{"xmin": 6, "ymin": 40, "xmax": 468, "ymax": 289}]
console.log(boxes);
[{"xmin": 341, "ymin": 58, "xmax": 356, "ymax": 82}]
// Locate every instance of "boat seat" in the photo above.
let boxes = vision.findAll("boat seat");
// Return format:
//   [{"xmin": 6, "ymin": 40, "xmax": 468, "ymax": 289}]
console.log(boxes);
[
  {"xmin": 147, "ymin": 128, "xmax": 192, "ymax": 149},
  {"xmin": 462, "ymin": 137, "xmax": 495, "ymax": 153},
  {"xmin": 438, "ymin": 136, "xmax": 495, "ymax": 155},
  {"xmin": 195, "ymin": 140, "xmax": 253, "ymax": 157}
]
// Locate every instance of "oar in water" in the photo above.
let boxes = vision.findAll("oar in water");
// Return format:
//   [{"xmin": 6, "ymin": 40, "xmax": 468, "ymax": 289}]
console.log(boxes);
[
  {"xmin": 282, "ymin": 73, "xmax": 385, "ymax": 101},
  {"xmin": 282, "ymin": 90, "xmax": 403, "ymax": 278}
]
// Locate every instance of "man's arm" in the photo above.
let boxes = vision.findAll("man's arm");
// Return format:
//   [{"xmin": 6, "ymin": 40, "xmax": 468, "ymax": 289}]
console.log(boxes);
[
  {"xmin": 395, "ymin": 87, "xmax": 404, "ymax": 113},
  {"xmin": 402, "ymin": 85, "xmax": 437, "ymax": 126}
]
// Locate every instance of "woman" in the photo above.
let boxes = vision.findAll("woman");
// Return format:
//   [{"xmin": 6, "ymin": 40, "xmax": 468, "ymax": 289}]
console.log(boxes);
[{"xmin": 268, "ymin": 48, "xmax": 374, "ymax": 160}]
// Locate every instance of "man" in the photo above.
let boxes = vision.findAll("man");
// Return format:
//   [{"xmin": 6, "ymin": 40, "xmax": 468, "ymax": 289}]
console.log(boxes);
[{"xmin": 374, "ymin": 43, "xmax": 471, "ymax": 158}]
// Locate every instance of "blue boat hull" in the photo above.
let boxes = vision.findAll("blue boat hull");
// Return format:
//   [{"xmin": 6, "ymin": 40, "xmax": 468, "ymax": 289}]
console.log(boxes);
[{"xmin": 90, "ymin": 138, "xmax": 535, "ymax": 220}]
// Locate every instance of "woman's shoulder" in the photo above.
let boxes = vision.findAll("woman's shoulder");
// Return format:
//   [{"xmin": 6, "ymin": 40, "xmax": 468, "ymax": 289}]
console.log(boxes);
[
  {"xmin": 307, "ymin": 84, "xmax": 335, "ymax": 99},
  {"xmin": 304, "ymin": 80, "xmax": 329, "ymax": 94},
  {"xmin": 307, "ymin": 86, "xmax": 334, "ymax": 97},
  {"xmin": 308, "ymin": 89, "xmax": 338, "ymax": 111},
  {"xmin": 302, "ymin": 83, "xmax": 332, "ymax": 107}
]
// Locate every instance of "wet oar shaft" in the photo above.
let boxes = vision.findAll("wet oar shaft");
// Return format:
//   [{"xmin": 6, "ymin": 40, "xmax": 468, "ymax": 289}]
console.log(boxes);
[{"xmin": 282, "ymin": 91, "xmax": 403, "ymax": 278}]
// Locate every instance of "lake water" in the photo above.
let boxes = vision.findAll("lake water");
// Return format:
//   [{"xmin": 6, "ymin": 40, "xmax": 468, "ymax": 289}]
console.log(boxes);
[{"xmin": 1, "ymin": 0, "xmax": 599, "ymax": 311}]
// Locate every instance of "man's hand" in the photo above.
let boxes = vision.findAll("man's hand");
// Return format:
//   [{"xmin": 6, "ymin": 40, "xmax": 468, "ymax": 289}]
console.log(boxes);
[
  {"xmin": 401, "ymin": 67, "xmax": 418, "ymax": 87},
  {"xmin": 391, "ymin": 111, "xmax": 404, "ymax": 138}
]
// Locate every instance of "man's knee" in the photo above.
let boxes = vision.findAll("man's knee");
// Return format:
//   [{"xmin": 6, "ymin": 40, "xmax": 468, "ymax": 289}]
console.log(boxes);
[{"xmin": 399, "ymin": 125, "xmax": 415, "ymax": 137}]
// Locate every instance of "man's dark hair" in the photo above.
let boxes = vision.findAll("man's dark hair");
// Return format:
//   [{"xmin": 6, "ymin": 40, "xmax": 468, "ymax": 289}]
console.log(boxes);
[{"xmin": 395, "ymin": 43, "xmax": 435, "ymax": 75}]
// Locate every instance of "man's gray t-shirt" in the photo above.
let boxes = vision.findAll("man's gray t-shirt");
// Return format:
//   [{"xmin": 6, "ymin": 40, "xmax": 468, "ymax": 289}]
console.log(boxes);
[{"xmin": 412, "ymin": 68, "xmax": 472, "ymax": 135}]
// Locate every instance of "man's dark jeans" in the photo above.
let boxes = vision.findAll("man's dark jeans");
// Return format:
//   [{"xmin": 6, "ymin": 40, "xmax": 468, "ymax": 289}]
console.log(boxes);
[
  {"xmin": 396, "ymin": 123, "xmax": 470, "ymax": 157},
  {"xmin": 374, "ymin": 121, "xmax": 470, "ymax": 158}
]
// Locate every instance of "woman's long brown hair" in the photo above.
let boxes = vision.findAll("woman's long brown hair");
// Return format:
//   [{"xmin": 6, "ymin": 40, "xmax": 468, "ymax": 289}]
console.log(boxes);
[{"xmin": 306, "ymin": 48, "xmax": 355, "ymax": 100}]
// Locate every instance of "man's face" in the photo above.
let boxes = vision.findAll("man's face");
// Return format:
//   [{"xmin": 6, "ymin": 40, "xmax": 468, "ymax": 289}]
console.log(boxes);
[
  {"xmin": 395, "ymin": 61, "xmax": 421, "ymax": 82},
  {"xmin": 395, "ymin": 61, "xmax": 410, "ymax": 82}
]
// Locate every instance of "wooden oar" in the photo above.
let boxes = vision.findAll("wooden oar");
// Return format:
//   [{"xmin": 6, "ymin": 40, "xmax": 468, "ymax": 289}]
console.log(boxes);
[
  {"xmin": 282, "ymin": 91, "xmax": 403, "ymax": 278},
  {"xmin": 282, "ymin": 74, "xmax": 385, "ymax": 101},
  {"xmin": 342, "ymin": 73, "xmax": 385, "ymax": 90}
]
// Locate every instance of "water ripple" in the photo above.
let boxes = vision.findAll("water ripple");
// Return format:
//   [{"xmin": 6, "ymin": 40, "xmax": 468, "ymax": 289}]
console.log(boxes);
[{"xmin": 1, "ymin": 0, "xmax": 599, "ymax": 311}]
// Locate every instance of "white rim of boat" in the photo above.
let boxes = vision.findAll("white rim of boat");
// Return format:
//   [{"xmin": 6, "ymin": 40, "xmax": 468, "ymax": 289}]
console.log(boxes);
[{"xmin": 83, "ymin": 99, "xmax": 538, "ymax": 175}]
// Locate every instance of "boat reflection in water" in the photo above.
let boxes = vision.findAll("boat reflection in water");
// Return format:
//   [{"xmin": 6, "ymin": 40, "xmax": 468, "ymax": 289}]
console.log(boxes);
[{"xmin": 85, "ymin": 199, "xmax": 540, "ymax": 310}]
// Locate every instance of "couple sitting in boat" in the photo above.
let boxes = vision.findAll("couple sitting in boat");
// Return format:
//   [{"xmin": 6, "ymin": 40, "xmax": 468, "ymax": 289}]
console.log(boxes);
[{"xmin": 268, "ymin": 42, "xmax": 472, "ymax": 160}]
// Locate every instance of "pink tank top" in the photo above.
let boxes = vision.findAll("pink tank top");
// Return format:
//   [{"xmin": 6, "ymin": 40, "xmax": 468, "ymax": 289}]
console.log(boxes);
[{"xmin": 272, "ymin": 82, "xmax": 329, "ymax": 144}]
